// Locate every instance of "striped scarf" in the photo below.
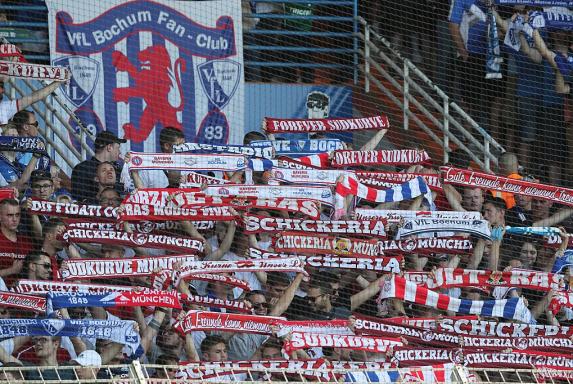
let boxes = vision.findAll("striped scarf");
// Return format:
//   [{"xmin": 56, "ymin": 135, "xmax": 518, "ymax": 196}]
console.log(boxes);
[
  {"xmin": 378, "ymin": 275, "xmax": 534, "ymax": 323},
  {"xmin": 335, "ymin": 175, "xmax": 435, "ymax": 218}
]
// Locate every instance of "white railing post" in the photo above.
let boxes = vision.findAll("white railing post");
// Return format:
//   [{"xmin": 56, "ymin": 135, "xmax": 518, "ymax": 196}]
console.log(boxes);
[
  {"xmin": 403, "ymin": 61, "xmax": 409, "ymax": 131},
  {"xmin": 484, "ymin": 137, "xmax": 491, "ymax": 172},
  {"xmin": 443, "ymin": 98, "xmax": 450, "ymax": 165},
  {"xmin": 365, "ymin": 25, "xmax": 370, "ymax": 93}
]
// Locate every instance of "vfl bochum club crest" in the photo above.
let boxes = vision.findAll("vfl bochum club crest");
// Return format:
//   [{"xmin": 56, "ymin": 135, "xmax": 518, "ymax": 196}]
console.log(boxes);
[
  {"xmin": 52, "ymin": 55, "xmax": 100, "ymax": 109},
  {"xmin": 198, "ymin": 59, "xmax": 241, "ymax": 110}
]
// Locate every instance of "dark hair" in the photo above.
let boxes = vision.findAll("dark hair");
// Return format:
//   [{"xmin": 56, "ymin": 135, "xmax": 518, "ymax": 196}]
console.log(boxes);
[
  {"xmin": 11, "ymin": 110, "xmax": 33, "ymax": 132},
  {"xmin": 0, "ymin": 198, "xmax": 19, "ymax": 209},
  {"xmin": 245, "ymin": 290, "xmax": 266, "ymax": 302},
  {"xmin": 266, "ymin": 272, "xmax": 291, "ymax": 288},
  {"xmin": 243, "ymin": 131, "xmax": 267, "ymax": 145},
  {"xmin": 484, "ymin": 195, "xmax": 507, "ymax": 211},
  {"xmin": 23, "ymin": 250, "xmax": 51, "ymax": 276},
  {"xmin": 260, "ymin": 337, "xmax": 283, "ymax": 352},
  {"xmin": 159, "ymin": 127, "xmax": 184, "ymax": 148},
  {"xmin": 156, "ymin": 353, "xmax": 179, "ymax": 365},
  {"xmin": 308, "ymin": 276, "xmax": 332, "ymax": 296},
  {"xmin": 42, "ymin": 218, "xmax": 65, "ymax": 238},
  {"xmin": 200, "ymin": 335, "xmax": 227, "ymax": 355}
]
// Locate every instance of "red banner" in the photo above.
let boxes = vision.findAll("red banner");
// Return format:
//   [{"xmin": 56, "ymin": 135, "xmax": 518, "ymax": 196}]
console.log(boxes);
[
  {"xmin": 264, "ymin": 115, "xmax": 389, "ymax": 133},
  {"xmin": 183, "ymin": 273, "xmax": 251, "ymax": 292},
  {"xmin": 183, "ymin": 295, "xmax": 249, "ymax": 313},
  {"xmin": 118, "ymin": 203, "xmax": 237, "ymax": 222},
  {"xmin": 441, "ymin": 167, "xmax": 573, "ymax": 207}
]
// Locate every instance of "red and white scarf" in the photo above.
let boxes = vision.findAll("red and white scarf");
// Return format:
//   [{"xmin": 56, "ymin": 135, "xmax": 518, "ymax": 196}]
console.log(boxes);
[
  {"xmin": 183, "ymin": 295, "xmax": 250, "ymax": 313},
  {"xmin": 283, "ymin": 332, "xmax": 402, "ymax": 354},
  {"xmin": 60, "ymin": 255, "xmax": 196, "ymax": 280},
  {"xmin": 180, "ymin": 273, "xmax": 252, "ymax": 292},
  {"xmin": 123, "ymin": 188, "xmax": 321, "ymax": 218},
  {"xmin": 383, "ymin": 315, "xmax": 479, "ymax": 329},
  {"xmin": 268, "ymin": 167, "xmax": 351, "ymax": 186},
  {"xmin": 278, "ymin": 319, "xmax": 352, "ymax": 336},
  {"xmin": 30, "ymin": 199, "xmax": 117, "ymax": 219},
  {"xmin": 441, "ymin": 166, "xmax": 573, "ymax": 207},
  {"xmin": 175, "ymin": 311, "xmax": 286, "ymax": 335},
  {"xmin": 14, "ymin": 280, "xmax": 136, "ymax": 294},
  {"xmin": 242, "ymin": 215, "xmax": 386, "ymax": 237},
  {"xmin": 263, "ymin": 115, "xmax": 389, "ymax": 133},
  {"xmin": 0, "ymin": 43, "xmax": 70, "ymax": 80},
  {"xmin": 61, "ymin": 228, "xmax": 204, "ymax": 254},
  {"xmin": 203, "ymin": 184, "xmax": 334, "ymax": 206},
  {"xmin": 180, "ymin": 171, "xmax": 229, "ymax": 187},
  {"xmin": 354, "ymin": 314, "xmax": 573, "ymax": 353},
  {"xmin": 127, "ymin": 152, "xmax": 247, "ymax": 172},
  {"xmin": 377, "ymin": 237, "xmax": 473, "ymax": 255},
  {"xmin": 405, "ymin": 268, "xmax": 564, "ymax": 291},
  {"xmin": 275, "ymin": 155, "xmax": 324, "ymax": 169},
  {"xmin": 437, "ymin": 318, "xmax": 573, "ymax": 338},
  {"xmin": 0, "ymin": 291, "xmax": 46, "ymax": 313},
  {"xmin": 331, "ymin": 150, "xmax": 430, "ymax": 167},
  {"xmin": 549, "ymin": 291, "xmax": 573, "ymax": 315},
  {"xmin": 174, "ymin": 257, "xmax": 307, "ymax": 285},
  {"xmin": 118, "ymin": 203, "xmax": 237, "ymax": 222},
  {"xmin": 248, "ymin": 248, "xmax": 402, "ymax": 273},
  {"xmin": 273, "ymin": 232, "xmax": 382, "ymax": 257},
  {"xmin": 356, "ymin": 172, "xmax": 443, "ymax": 191},
  {"xmin": 355, "ymin": 209, "xmax": 481, "ymax": 222}
]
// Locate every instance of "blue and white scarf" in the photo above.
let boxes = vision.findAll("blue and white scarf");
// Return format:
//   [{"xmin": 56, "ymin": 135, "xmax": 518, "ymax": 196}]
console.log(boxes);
[
  {"xmin": 0, "ymin": 318, "xmax": 140, "ymax": 353},
  {"xmin": 486, "ymin": 6, "xmax": 503, "ymax": 79}
]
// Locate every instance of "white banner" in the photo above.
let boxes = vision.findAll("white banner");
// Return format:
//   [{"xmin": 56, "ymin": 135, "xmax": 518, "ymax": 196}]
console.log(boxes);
[{"xmin": 47, "ymin": 0, "xmax": 244, "ymax": 165}]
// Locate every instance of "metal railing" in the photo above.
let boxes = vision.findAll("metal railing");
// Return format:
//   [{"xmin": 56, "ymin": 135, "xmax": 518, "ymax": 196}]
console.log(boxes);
[
  {"xmin": 356, "ymin": 17, "xmax": 505, "ymax": 172},
  {"xmin": 0, "ymin": 363, "xmax": 570, "ymax": 383}
]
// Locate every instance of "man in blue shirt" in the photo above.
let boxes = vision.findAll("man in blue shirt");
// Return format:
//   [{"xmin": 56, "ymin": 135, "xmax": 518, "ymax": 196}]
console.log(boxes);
[{"xmin": 449, "ymin": 0, "xmax": 504, "ymax": 131}]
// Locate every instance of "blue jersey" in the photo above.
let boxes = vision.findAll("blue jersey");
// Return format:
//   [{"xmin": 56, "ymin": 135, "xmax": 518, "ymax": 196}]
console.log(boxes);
[
  {"xmin": 0, "ymin": 155, "xmax": 21, "ymax": 187},
  {"xmin": 555, "ymin": 51, "xmax": 573, "ymax": 84},
  {"xmin": 448, "ymin": 0, "xmax": 488, "ymax": 56}
]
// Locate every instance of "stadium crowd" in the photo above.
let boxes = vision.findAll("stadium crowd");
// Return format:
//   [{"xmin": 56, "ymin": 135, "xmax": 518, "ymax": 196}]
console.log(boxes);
[{"xmin": 0, "ymin": 1, "xmax": 570, "ymax": 383}]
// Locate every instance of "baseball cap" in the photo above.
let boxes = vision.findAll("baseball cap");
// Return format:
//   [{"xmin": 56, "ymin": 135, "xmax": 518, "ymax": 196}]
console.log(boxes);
[
  {"xmin": 30, "ymin": 170, "xmax": 52, "ymax": 184},
  {"xmin": 72, "ymin": 350, "xmax": 102, "ymax": 367},
  {"xmin": 94, "ymin": 131, "xmax": 127, "ymax": 149}
]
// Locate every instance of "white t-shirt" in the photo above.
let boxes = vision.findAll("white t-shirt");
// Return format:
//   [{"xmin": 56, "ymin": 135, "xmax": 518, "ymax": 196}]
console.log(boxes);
[
  {"xmin": 0, "ymin": 100, "xmax": 17, "ymax": 125},
  {"xmin": 121, "ymin": 166, "xmax": 169, "ymax": 193},
  {"xmin": 223, "ymin": 251, "xmax": 262, "ymax": 299}
]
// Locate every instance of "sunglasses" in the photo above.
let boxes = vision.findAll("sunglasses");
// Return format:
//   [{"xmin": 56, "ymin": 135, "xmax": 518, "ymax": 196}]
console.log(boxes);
[
  {"xmin": 34, "ymin": 263, "xmax": 52, "ymax": 269},
  {"xmin": 28, "ymin": 121, "xmax": 39, "ymax": 127},
  {"xmin": 252, "ymin": 302, "xmax": 269, "ymax": 310},
  {"xmin": 306, "ymin": 294, "xmax": 324, "ymax": 303},
  {"xmin": 306, "ymin": 101, "xmax": 326, "ymax": 109}
]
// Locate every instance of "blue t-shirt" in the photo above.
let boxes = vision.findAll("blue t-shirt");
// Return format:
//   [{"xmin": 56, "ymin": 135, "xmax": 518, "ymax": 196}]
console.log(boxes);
[
  {"xmin": 513, "ymin": 39, "xmax": 545, "ymax": 98},
  {"xmin": 448, "ymin": 0, "xmax": 488, "ymax": 56},
  {"xmin": 543, "ymin": 60, "xmax": 564, "ymax": 106},
  {"xmin": 0, "ymin": 155, "xmax": 21, "ymax": 186},
  {"xmin": 555, "ymin": 51, "xmax": 573, "ymax": 84}
]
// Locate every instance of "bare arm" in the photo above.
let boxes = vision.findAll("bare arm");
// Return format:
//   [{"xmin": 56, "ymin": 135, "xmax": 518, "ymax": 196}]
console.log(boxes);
[
  {"xmin": 533, "ymin": 28, "xmax": 556, "ymax": 68},
  {"xmin": 533, "ymin": 208, "xmax": 573, "ymax": 227},
  {"xmin": 449, "ymin": 22, "xmax": 469, "ymax": 61},
  {"xmin": 269, "ymin": 273, "xmax": 303, "ymax": 317},
  {"xmin": 359, "ymin": 129, "xmax": 388, "ymax": 151},
  {"xmin": 443, "ymin": 184, "xmax": 465, "ymax": 212},
  {"xmin": 18, "ymin": 81, "xmax": 64, "ymax": 111},
  {"xmin": 205, "ymin": 220, "xmax": 236, "ymax": 261},
  {"xmin": 184, "ymin": 333, "xmax": 200, "ymax": 362},
  {"xmin": 518, "ymin": 33, "xmax": 542, "ymax": 63},
  {"xmin": 467, "ymin": 238, "xmax": 485, "ymax": 269},
  {"xmin": 555, "ymin": 70, "xmax": 571, "ymax": 94},
  {"xmin": 351, "ymin": 275, "xmax": 385, "ymax": 311},
  {"xmin": 11, "ymin": 156, "xmax": 39, "ymax": 192}
]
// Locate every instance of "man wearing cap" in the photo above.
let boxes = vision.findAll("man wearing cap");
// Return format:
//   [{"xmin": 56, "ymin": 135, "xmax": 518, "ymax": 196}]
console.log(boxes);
[
  {"xmin": 71, "ymin": 131, "xmax": 126, "ymax": 203},
  {"xmin": 69, "ymin": 350, "xmax": 102, "ymax": 380}
]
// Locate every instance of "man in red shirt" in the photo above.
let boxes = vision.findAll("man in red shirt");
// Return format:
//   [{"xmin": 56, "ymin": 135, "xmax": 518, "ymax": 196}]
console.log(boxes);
[{"xmin": 0, "ymin": 198, "xmax": 33, "ymax": 287}]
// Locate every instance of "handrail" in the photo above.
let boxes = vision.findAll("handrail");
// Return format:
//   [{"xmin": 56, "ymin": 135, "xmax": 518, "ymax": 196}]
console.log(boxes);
[{"xmin": 356, "ymin": 17, "xmax": 504, "ymax": 171}]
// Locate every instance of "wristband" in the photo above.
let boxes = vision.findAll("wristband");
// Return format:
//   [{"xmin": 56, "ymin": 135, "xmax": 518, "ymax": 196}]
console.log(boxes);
[{"xmin": 491, "ymin": 227, "xmax": 504, "ymax": 241}]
